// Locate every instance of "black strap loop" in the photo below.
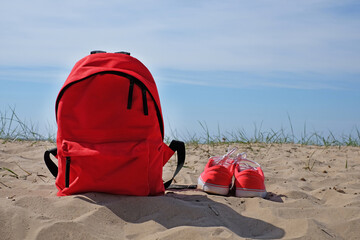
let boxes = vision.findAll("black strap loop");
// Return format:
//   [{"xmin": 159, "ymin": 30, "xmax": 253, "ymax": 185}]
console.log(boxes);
[
  {"xmin": 65, "ymin": 157, "xmax": 71, "ymax": 188},
  {"xmin": 164, "ymin": 140, "xmax": 185, "ymax": 189},
  {"xmin": 44, "ymin": 148, "xmax": 58, "ymax": 178},
  {"xmin": 127, "ymin": 79, "xmax": 134, "ymax": 109},
  {"xmin": 142, "ymin": 88, "xmax": 148, "ymax": 116},
  {"xmin": 167, "ymin": 184, "xmax": 197, "ymax": 189}
]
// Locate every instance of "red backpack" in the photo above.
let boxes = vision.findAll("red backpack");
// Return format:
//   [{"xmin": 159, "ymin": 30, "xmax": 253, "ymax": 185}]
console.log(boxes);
[{"xmin": 44, "ymin": 51, "xmax": 185, "ymax": 196}]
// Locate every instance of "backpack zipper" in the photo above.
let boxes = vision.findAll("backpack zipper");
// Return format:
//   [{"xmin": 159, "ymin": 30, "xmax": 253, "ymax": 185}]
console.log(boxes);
[
  {"xmin": 55, "ymin": 71, "xmax": 164, "ymax": 139},
  {"xmin": 127, "ymin": 78, "xmax": 135, "ymax": 110},
  {"xmin": 65, "ymin": 157, "xmax": 71, "ymax": 188},
  {"xmin": 127, "ymin": 78, "xmax": 148, "ymax": 116},
  {"xmin": 142, "ymin": 88, "xmax": 148, "ymax": 116}
]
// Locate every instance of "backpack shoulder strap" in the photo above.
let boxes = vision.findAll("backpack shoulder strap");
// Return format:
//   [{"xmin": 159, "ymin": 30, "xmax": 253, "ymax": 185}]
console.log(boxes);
[
  {"xmin": 163, "ymin": 140, "xmax": 185, "ymax": 189},
  {"xmin": 44, "ymin": 148, "xmax": 58, "ymax": 177}
]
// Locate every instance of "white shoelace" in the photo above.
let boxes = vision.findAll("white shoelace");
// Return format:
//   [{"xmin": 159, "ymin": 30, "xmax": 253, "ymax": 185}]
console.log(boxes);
[
  {"xmin": 213, "ymin": 148, "xmax": 261, "ymax": 171},
  {"xmin": 213, "ymin": 147, "xmax": 238, "ymax": 168},
  {"xmin": 234, "ymin": 152, "xmax": 260, "ymax": 171}
]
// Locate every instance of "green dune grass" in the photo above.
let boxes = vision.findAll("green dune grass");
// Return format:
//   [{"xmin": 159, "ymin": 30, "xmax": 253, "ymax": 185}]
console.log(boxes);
[{"xmin": 1, "ymin": 107, "xmax": 359, "ymax": 146}]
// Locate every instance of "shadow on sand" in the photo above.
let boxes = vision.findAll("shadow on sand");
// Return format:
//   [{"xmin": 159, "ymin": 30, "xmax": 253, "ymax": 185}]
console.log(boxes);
[
  {"xmin": 265, "ymin": 192, "xmax": 287, "ymax": 203},
  {"xmin": 76, "ymin": 191, "xmax": 285, "ymax": 239}
]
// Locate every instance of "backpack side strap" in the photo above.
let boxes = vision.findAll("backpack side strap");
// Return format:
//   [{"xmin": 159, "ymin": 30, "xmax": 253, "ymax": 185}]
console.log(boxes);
[
  {"xmin": 44, "ymin": 148, "xmax": 58, "ymax": 178},
  {"xmin": 163, "ymin": 140, "xmax": 185, "ymax": 189}
]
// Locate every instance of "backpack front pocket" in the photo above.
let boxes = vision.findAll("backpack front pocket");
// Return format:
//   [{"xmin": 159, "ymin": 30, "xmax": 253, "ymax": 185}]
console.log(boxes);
[{"xmin": 57, "ymin": 140, "xmax": 150, "ymax": 196}]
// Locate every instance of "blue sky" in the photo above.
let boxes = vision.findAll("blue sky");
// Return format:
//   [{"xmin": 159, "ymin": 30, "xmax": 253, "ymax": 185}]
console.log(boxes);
[{"xmin": 1, "ymin": 0, "xmax": 359, "ymax": 140}]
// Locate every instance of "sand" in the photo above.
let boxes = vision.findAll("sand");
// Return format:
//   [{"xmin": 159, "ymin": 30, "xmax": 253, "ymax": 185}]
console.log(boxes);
[{"xmin": 1, "ymin": 140, "xmax": 360, "ymax": 239}]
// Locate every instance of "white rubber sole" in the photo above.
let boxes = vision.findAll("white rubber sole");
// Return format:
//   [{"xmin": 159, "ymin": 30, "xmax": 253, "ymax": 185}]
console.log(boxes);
[
  {"xmin": 197, "ymin": 176, "xmax": 230, "ymax": 196},
  {"xmin": 235, "ymin": 188, "xmax": 267, "ymax": 198}
]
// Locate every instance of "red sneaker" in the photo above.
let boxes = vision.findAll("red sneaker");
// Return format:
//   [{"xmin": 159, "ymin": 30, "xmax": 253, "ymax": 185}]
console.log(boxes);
[
  {"xmin": 234, "ymin": 155, "xmax": 267, "ymax": 198},
  {"xmin": 198, "ymin": 148, "xmax": 237, "ymax": 195},
  {"xmin": 198, "ymin": 158, "xmax": 235, "ymax": 195}
]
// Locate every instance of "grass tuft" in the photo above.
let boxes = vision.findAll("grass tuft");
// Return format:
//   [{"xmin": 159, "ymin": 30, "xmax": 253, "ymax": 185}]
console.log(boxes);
[
  {"xmin": 1, "ymin": 107, "xmax": 359, "ymax": 147},
  {"xmin": 167, "ymin": 122, "xmax": 360, "ymax": 147},
  {"xmin": 0, "ymin": 107, "xmax": 53, "ymax": 142}
]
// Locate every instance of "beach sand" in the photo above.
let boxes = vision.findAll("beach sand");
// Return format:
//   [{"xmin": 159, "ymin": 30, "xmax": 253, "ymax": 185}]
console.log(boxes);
[{"xmin": 1, "ymin": 140, "xmax": 359, "ymax": 239}]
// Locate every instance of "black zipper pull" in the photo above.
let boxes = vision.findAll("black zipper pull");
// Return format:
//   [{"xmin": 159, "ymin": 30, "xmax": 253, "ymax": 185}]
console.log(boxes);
[
  {"xmin": 127, "ymin": 79, "xmax": 135, "ymax": 109},
  {"xmin": 65, "ymin": 157, "xmax": 71, "ymax": 188},
  {"xmin": 142, "ymin": 88, "xmax": 148, "ymax": 116}
]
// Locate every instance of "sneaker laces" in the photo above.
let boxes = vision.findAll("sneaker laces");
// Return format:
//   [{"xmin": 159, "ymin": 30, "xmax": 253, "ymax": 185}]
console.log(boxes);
[
  {"xmin": 234, "ymin": 152, "xmax": 261, "ymax": 172},
  {"xmin": 212, "ymin": 147, "xmax": 238, "ymax": 168},
  {"xmin": 211, "ymin": 148, "xmax": 261, "ymax": 171}
]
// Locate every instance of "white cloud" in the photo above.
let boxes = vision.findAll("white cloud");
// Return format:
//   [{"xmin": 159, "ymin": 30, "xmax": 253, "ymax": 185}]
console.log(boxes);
[{"xmin": 0, "ymin": 0, "xmax": 360, "ymax": 84}]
